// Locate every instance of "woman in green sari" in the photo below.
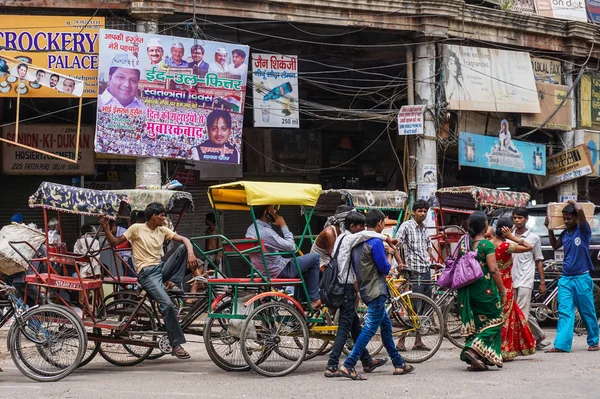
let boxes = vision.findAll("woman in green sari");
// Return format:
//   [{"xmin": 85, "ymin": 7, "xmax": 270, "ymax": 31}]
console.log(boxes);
[{"xmin": 458, "ymin": 211, "xmax": 507, "ymax": 371}]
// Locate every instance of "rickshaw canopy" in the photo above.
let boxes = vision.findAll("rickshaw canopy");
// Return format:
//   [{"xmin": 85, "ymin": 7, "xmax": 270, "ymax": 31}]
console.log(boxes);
[
  {"xmin": 108, "ymin": 189, "xmax": 195, "ymax": 214},
  {"xmin": 315, "ymin": 189, "xmax": 408, "ymax": 215},
  {"xmin": 29, "ymin": 182, "xmax": 129, "ymax": 220},
  {"xmin": 436, "ymin": 186, "xmax": 530, "ymax": 210},
  {"xmin": 208, "ymin": 181, "xmax": 322, "ymax": 211}
]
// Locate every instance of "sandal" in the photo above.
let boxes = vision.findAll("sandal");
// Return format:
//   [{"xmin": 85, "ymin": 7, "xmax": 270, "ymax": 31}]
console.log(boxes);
[
  {"xmin": 464, "ymin": 350, "xmax": 486, "ymax": 370},
  {"xmin": 363, "ymin": 357, "xmax": 388, "ymax": 373},
  {"xmin": 536, "ymin": 341, "xmax": 550, "ymax": 350},
  {"xmin": 412, "ymin": 344, "xmax": 432, "ymax": 351},
  {"xmin": 171, "ymin": 345, "xmax": 191, "ymax": 359},
  {"xmin": 339, "ymin": 366, "xmax": 368, "ymax": 381},
  {"xmin": 545, "ymin": 347, "xmax": 568, "ymax": 353},
  {"xmin": 324, "ymin": 367, "xmax": 342, "ymax": 378},
  {"xmin": 393, "ymin": 364, "xmax": 415, "ymax": 375},
  {"xmin": 588, "ymin": 345, "xmax": 600, "ymax": 352},
  {"xmin": 396, "ymin": 345, "xmax": 408, "ymax": 352}
]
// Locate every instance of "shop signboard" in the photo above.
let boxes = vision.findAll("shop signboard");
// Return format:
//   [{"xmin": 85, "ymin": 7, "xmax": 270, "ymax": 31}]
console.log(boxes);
[
  {"xmin": 535, "ymin": 0, "xmax": 587, "ymax": 21},
  {"xmin": 588, "ymin": 0, "xmax": 600, "ymax": 23},
  {"xmin": 584, "ymin": 130, "xmax": 600, "ymax": 177},
  {"xmin": 0, "ymin": 15, "xmax": 104, "ymax": 97},
  {"xmin": 252, "ymin": 54, "xmax": 299, "ymax": 128},
  {"xmin": 397, "ymin": 105, "xmax": 426, "ymax": 135},
  {"xmin": 510, "ymin": 0, "xmax": 537, "ymax": 13},
  {"xmin": 459, "ymin": 130, "xmax": 546, "ymax": 175},
  {"xmin": 94, "ymin": 29, "xmax": 249, "ymax": 164},
  {"xmin": 578, "ymin": 74, "xmax": 600, "ymax": 129},
  {"xmin": 530, "ymin": 57, "xmax": 562, "ymax": 85},
  {"xmin": 532, "ymin": 145, "xmax": 593, "ymax": 189},
  {"xmin": 443, "ymin": 45, "xmax": 540, "ymax": 113},
  {"xmin": 521, "ymin": 82, "xmax": 572, "ymax": 131},
  {"xmin": 1, "ymin": 124, "xmax": 95, "ymax": 175}
]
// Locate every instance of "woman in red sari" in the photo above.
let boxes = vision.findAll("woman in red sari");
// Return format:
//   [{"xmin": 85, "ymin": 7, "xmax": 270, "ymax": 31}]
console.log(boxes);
[{"xmin": 491, "ymin": 218, "xmax": 536, "ymax": 361}]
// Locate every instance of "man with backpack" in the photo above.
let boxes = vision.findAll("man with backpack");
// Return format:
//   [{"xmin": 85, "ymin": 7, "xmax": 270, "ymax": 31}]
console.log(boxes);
[{"xmin": 324, "ymin": 211, "xmax": 389, "ymax": 377}]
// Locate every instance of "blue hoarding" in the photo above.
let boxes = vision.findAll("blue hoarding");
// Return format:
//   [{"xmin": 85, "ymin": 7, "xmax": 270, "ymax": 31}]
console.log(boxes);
[{"xmin": 459, "ymin": 128, "xmax": 546, "ymax": 176}]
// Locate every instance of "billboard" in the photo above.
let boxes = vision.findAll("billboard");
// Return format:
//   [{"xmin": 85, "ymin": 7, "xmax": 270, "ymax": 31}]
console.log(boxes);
[
  {"xmin": 252, "ymin": 54, "xmax": 299, "ymax": 128},
  {"xmin": 521, "ymin": 82, "xmax": 572, "ymax": 131},
  {"xmin": 444, "ymin": 45, "xmax": 540, "ymax": 113},
  {"xmin": 459, "ymin": 130, "xmax": 546, "ymax": 175},
  {"xmin": 535, "ymin": 0, "xmax": 587, "ymax": 21},
  {"xmin": 94, "ymin": 29, "xmax": 249, "ymax": 164},
  {"xmin": 0, "ymin": 15, "xmax": 104, "ymax": 97}
]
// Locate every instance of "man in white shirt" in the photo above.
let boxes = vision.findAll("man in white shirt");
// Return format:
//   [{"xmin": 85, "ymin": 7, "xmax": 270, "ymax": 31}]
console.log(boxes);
[
  {"xmin": 226, "ymin": 49, "xmax": 247, "ymax": 83},
  {"xmin": 98, "ymin": 53, "xmax": 147, "ymax": 112},
  {"xmin": 512, "ymin": 207, "xmax": 549, "ymax": 350},
  {"xmin": 208, "ymin": 47, "xmax": 228, "ymax": 74}
]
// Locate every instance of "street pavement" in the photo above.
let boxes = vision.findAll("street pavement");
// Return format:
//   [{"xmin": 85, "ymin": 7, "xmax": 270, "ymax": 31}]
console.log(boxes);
[{"xmin": 0, "ymin": 328, "xmax": 598, "ymax": 399}]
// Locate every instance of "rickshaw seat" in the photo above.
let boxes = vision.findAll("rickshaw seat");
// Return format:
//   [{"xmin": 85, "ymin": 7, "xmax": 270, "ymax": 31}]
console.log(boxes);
[
  {"xmin": 104, "ymin": 276, "xmax": 138, "ymax": 285},
  {"xmin": 223, "ymin": 239, "xmax": 266, "ymax": 253},
  {"xmin": 208, "ymin": 277, "xmax": 302, "ymax": 284},
  {"xmin": 116, "ymin": 241, "xmax": 131, "ymax": 250},
  {"xmin": 47, "ymin": 275, "xmax": 103, "ymax": 290},
  {"xmin": 25, "ymin": 273, "xmax": 49, "ymax": 283}
]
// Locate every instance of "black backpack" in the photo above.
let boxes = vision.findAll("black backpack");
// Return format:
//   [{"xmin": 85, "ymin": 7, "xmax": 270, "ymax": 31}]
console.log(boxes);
[{"xmin": 319, "ymin": 236, "xmax": 352, "ymax": 308}]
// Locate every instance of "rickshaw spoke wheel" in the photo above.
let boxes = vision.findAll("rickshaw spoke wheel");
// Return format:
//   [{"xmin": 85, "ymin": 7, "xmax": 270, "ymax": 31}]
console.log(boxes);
[
  {"xmin": 300, "ymin": 308, "xmax": 333, "ymax": 360},
  {"xmin": 78, "ymin": 327, "xmax": 101, "ymax": 368},
  {"xmin": 99, "ymin": 299, "xmax": 157, "ymax": 366},
  {"xmin": 204, "ymin": 299, "xmax": 250, "ymax": 372},
  {"xmin": 9, "ymin": 305, "xmax": 86, "ymax": 382},
  {"xmin": 443, "ymin": 296, "xmax": 465, "ymax": 349},
  {"xmin": 241, "ymin": 301, "xmax": 308, "ymax": 377}
]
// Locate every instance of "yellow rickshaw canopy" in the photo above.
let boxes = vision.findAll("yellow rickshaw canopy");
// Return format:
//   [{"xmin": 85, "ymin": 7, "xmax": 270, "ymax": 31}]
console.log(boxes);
[{"xmin": 208, "ymin": 181, "xmax": 323, "ymax": 211}]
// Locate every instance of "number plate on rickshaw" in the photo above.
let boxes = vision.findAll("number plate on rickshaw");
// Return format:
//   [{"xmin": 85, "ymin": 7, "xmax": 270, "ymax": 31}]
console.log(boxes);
[{"xmin": 554, "ymin": 251, "xmax": 564, "ymax": 262}]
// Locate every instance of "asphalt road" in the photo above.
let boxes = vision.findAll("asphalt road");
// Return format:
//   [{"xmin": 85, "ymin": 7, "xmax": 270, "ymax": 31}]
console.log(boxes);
[{"xmin": 0, "ymin": 328, "xmax": 598, "ymax": 399}]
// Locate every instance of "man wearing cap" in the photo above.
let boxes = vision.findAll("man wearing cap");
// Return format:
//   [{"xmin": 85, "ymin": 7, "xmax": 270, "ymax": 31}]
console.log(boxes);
[
  {"xmin": 146, "ymin": 38, "xmax": 165, "ymax": 67},
  {"xmin": 98, "ymin": 53, "xmax": 147, "ymax": 111},
  {"xmin": 165, "ymin": 42, "xmax": 190, "ymax": 68},
  {"xmin": 209, "ymin": 47, "xmax": 228, "ymax": 74},
  {"xmin": 226, "ymin": 49, "xmax": 247, "ymax": 82},
  {"xmin": 189, "ymin": 44, "xmax": 209, "ymax": 76}
]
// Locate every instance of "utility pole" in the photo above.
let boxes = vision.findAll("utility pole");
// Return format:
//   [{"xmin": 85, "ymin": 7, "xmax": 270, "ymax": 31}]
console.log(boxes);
[{"xmin": 557, "ymin": 61, "xmax": 578, "ymax": 201}]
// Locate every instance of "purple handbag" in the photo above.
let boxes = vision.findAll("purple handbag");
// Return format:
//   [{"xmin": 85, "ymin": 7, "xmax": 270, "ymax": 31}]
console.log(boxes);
[{"xmin": 437, "ymin": 235, "xmax": 484, "ymax": 290}]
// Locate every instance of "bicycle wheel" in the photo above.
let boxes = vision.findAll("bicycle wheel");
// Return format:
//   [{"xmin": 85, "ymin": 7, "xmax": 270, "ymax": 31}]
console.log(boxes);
[
  {"xmin": 389, "ymin": 292, "xmax": 444, "ymax": 363},
  {"xmin": 99, "ymin": 299, "xmax": 157, "ymax": 366},
  {"xmin": 9, "ymin": 305, "xmax": 86, "ymax": 382},
  {"xmin": 574, "ymin": 283, "xmax": 600, "ymax": 334},
  {"xmin": 241, "ymin": 301, "xmax": 308, "ymax": 377},
  {"xmin": 443, "ymin": 296, "xmax": 465, "ymax": 349},
  {"xmin": 203, "ymin": 299, "xmax": 250, "ymax": 372}
]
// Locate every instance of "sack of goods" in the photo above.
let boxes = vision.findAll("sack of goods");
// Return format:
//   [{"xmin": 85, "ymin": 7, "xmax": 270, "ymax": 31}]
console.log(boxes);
[{"xmin": 0, "ymin": 223, "xmax": 45, "ymax": 275}]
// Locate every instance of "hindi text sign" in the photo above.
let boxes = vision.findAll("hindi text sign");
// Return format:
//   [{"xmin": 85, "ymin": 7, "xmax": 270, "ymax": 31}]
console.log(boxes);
[{"xmin": 398, "ymin": 105, "xmax": 426, "ymax": 135}]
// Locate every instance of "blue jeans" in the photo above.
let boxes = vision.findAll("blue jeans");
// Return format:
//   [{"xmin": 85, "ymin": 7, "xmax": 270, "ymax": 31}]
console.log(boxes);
[
  {"xmin": 554, "ymin": 273, "xmax": 599, "ymax": 352},
  {"xmin": 327, "ymin": 284, "xmax": 372, "ymax": 369},
  {"xmin": 344, "ymin": 295, "xmax": 405, "ymax": 369},
  {"xmin": 137, "ymin": 245, "xmax": 188, "ymax": 347},
  {"xmin": 278, "ymin": 253, "xmax": 320, "ymax": 301}
]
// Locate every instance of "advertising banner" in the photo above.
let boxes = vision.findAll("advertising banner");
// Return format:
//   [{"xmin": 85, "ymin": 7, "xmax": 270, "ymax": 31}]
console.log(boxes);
[
  {"xmin": 588, "ymin": 0, "xmax": 600, "ymax": 23},
  {"xmin": 444, "ymin": 45, "xmax": 540, "ymax": 113},
  {"xmin": 252, "ymin": 54, "xmax": 299, "ymax": 128},
  {"xmin": 0, "ymin": 16, "xmax": 104, "ymax": 97},
  {"xmin": 94, "ymin": 29, "xmax": 249, "ymax": 164},
  {"xmin": 521, "ymin": 82, "xmax": 572, "ymax": 131},
  {"xmin": 535, "ymin": 0, "xmax": 587, "ymax": 21},
  {"xmin": 510, "ymin": 0, "xmax": 537, "ymax": 13},
  {"xmin": 397, "ymin": 105, "xmax": 426, "ymax": 135},
  {"xmin": 531, "ymin": 57, "xmax": 563, "ymax": 84},
  {"xmin": 0, "ymin": 54, "xmax": 85, "ymax": 97},
  {"xmin": 2, "ymin": 124, "xmax": 94, "ymax": 175},
  {"xmin": 578, "ymin": 74, "xmax": 600, "ymax": 129},
  {"xmin": 459, "ymin": 130, "xmax": 546, "ymax": 175},
  {"xmin": 584, "ymin": 130, "xmax": 600, "ymax": 177},
  {"xmin": 532, "ymin": 145, "xmax": 592, "ymax": 189}
]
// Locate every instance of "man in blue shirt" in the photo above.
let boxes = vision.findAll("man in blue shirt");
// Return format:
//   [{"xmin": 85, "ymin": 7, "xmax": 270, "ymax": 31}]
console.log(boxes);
[
  {"xmin": 546, "ymin": 200, "xmax": 599, "ymax": 353},
  {"xmin": 339, "ymin": 210, "xmax": 414, "ymax": 380}
]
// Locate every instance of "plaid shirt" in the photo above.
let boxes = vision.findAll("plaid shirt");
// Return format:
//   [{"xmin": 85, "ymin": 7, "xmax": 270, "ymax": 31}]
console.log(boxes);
[{"xmin": 397, "ymin": 219, "xmax": 432, "ymax": 273}]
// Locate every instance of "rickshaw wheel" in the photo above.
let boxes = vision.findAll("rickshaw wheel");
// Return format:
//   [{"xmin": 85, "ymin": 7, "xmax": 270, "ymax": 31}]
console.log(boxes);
[
  {"xmin": 299, "ymin": 308, "xmax": 333, "ymax": 360},
  {"xmin": 204, "ymin": 299, "xmax": 251, "ymax": 372},
  {"xmin": 9, "ymin": 305, "xmax": 86, "ymax": 382},
  {"xmin": 78, "ymin": 327, "xmax": 101, "ymax": 367},
  {"xmin": 443, "ymin": 296, "xmax": 465, "ymax": 349},
  {"xmin": 99, "ymin": 299, "xmax": 157, "ymax": 366},
  {"xmin": 240, "ymin": 301, "xmax": 308, "ymax": 377}
]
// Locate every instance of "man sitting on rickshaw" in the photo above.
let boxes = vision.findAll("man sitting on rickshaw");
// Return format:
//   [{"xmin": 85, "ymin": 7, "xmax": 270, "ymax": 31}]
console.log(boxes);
[
  {"xmin": 310, "ymin": 205, "xmax": 354, "ymax": 269},
  {"xmin": 246, "ymin": 205, "xmax": 322, "ymax": 310},
  {"xmin": 100, "ymin": 202, "xmax": 199, "ymax": 360}
]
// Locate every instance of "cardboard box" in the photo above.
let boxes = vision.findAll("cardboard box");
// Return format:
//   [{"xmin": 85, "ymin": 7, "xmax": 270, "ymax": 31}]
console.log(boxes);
[{"xmin": 547, "ymin": 202, "xmax": 595, "ymax": 230}]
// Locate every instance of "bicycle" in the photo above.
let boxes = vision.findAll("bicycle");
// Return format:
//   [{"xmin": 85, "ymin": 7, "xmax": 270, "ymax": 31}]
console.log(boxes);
[{"xmin": 0, "ymin": 280, "xmax": 86, "ymax": 382}]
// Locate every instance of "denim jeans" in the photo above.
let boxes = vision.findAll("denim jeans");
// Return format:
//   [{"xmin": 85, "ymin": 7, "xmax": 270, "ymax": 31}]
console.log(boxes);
[
  {"xmin": 278, "ymin": 253, "xmax": 320, "ymax": 301},
  {"xmin": 137, "ymin": 245, "xmax": 188, "ymax": 347},
  {"xmin": 343, "ymin": 295, "xmax": 405, "ymax": 369},
  {"xmin": 327, "ymin": 284, "xmax": 372, "ymax": 369}
]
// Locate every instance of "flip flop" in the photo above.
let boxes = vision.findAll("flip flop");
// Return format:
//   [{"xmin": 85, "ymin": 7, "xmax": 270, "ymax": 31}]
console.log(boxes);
[
  {"xmin": 171, "ymin": 345, "xmax": 191, "ymax": 359},
  {"xmin": 324, "ymin": 368, "xmax": 342, "ymax": 378},
  {"xmin": 464, "ymin": 350, "xmax": 487, "ymax": 370},
  {"xmin": 588, "ymin": 345, "xmax": 600, "ymax": 352},
  {"xmin": 339, "ymin": 367, "xmax": 367, "ymax": 381},
  {"xmin": 393, "ymin": 364, "xmax": 415, "ymax": 375},
  {"xmin": 545, "ymin": 347, "xmax": 568, "ymax": 353},
  {"xmin": 536, "ymin": 342, "xmax": 551, "ymax": 350},
  {"xmin": 412, "ymin": 344, "xmax": 432, "ymax": 351},
  {"xmin": 396, "ymin": 345, "xmax": 408, "ymax": 352},
  {"xmin": 363, "ymin": 357, "xmax": 388, "ymax": 373}
]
